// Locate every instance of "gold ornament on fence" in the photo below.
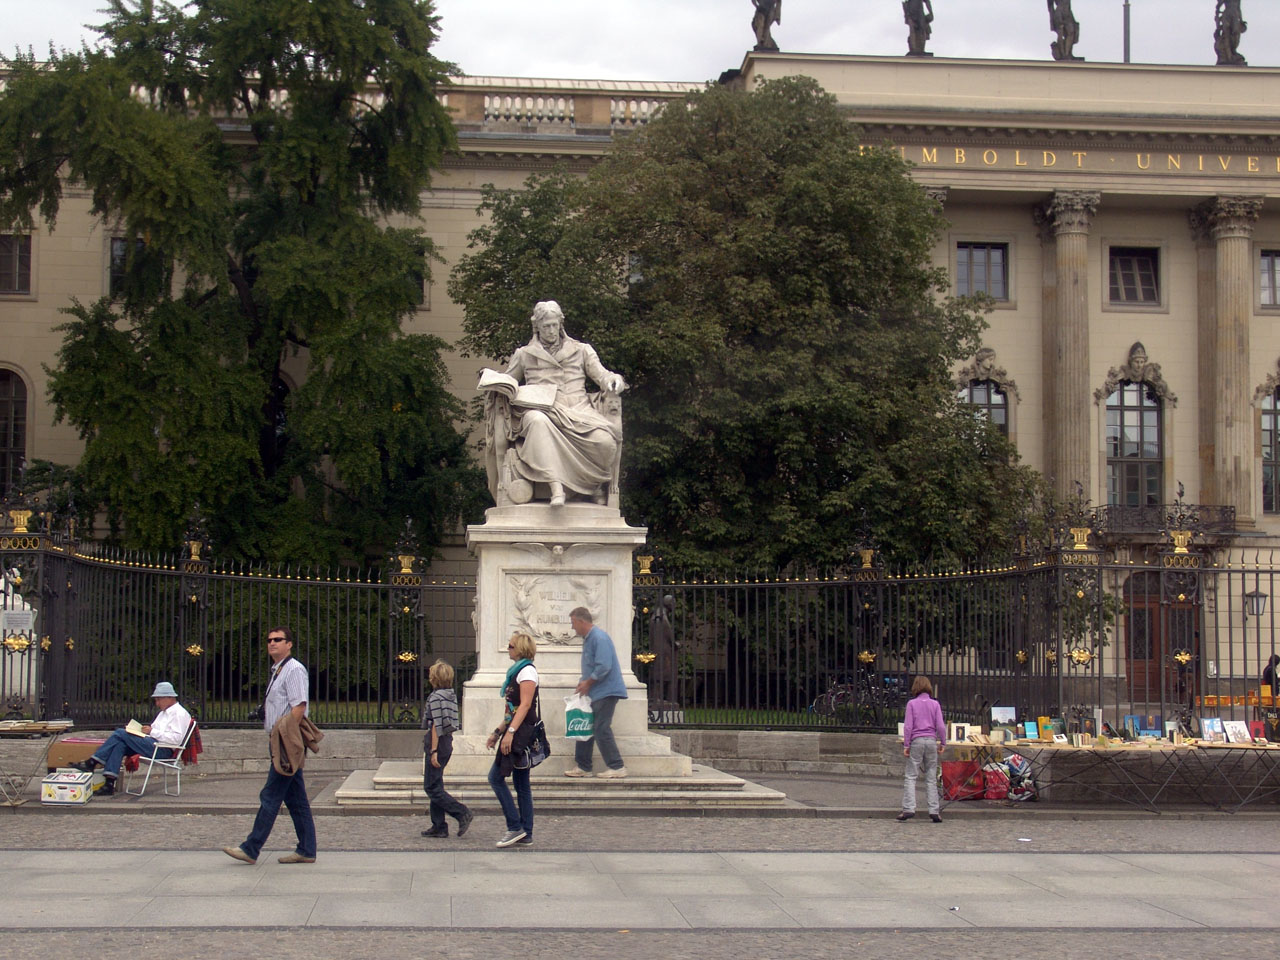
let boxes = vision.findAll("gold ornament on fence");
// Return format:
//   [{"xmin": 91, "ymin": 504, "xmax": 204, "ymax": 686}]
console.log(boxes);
[
  {"xmin": 3, "ymin": 634, "xmax": 31, "ymax": 653},
  {"xmin": 185, "ymin": 644, "xmax": 203, "ymax": 657},
  {"xmin": 857, "ymin": 649, "xmax": 876, "ymax": 664},
  {"xmin": 1015, "ymin": 650, "xmax": 1029, "ymax": 665},
  {"xmin": 1045, "ymin": 648, "xmax": 1059, "ymax": 665},
  {"xmin": 1173, "ymin": 649, "xmax": 1193, "ymax": 666},
  {"xmin": 634, "ymin": 652, "xmax": 656, "ymax": 664},
  {"xmin": 1069, "ymin": 647, "xmax": 1094, "ymax": 666},
  {"xmin": 40, "ymin": 636, "xmax": 51, "ymax": 651},
  {"xmin": 397, "ymin": 651, "xmax": 418, "ymax": 664}
]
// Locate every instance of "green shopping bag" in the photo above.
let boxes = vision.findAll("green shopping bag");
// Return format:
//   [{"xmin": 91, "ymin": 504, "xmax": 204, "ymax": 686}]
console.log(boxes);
[{"xmin": 564, "ymin": 694, "xmax": 594, "ymax": 740}]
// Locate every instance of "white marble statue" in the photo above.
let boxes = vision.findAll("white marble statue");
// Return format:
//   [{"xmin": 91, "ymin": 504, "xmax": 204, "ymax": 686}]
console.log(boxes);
[{"xmin": 481, "ymin": 301, "xmax": 627, "ymax": 508}]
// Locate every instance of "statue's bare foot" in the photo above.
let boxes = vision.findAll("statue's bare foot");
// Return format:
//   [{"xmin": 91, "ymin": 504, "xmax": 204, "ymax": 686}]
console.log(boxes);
[{"xmin": 549, "ymin": 481, "xmax": 565, "ymax": 507}]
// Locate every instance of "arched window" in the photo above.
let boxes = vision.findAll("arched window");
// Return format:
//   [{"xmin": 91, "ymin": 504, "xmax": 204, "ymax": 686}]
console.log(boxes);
[
  {"xmin": 1263, "ymin": 390, "xmax": 1280, "ymax": 513},
  {"xmin": 0, "ymin": 370, "xmax": 27, "ymax": 495},
  {"xmin": 957, "ymin": 379, "xmax": 1008, "ymax": 436},
  {"xmin": 1106, "ymin": 381, "xmax": 1162, "ymax": 506}
]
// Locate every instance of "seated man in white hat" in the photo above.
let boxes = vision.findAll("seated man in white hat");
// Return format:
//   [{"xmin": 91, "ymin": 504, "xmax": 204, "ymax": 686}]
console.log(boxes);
[{"xmin": 74, "ymin": 681, "xmax": 192, "ymax": 795}]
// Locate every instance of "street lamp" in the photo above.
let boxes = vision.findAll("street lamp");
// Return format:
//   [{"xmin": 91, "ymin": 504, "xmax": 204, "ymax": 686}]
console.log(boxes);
[{"xmin": 1245, "ymin": 589, "xmax": 1268, "ymax": 620}]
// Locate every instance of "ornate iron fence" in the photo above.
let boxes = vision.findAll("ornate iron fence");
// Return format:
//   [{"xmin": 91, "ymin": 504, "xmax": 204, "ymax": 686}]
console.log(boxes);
[{"xmin": 3, "ymin": 501, "xmax": 1279, "ymax": 735}]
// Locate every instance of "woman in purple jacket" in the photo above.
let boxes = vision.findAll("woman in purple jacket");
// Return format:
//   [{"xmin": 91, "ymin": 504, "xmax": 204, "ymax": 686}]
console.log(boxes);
[{"xmin": 897, "ymin": 675, "xmax": 946, "ymax": 822}]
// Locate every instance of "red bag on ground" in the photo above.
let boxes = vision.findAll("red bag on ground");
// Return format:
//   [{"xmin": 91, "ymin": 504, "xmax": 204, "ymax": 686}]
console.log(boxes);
[
  {"xmin": 942, "ymin": 759, "xmax": 984, "ymax": 800},
  {"xmin": 982, "ymin": 765, "xmax": 1009, "ymax": 800}
]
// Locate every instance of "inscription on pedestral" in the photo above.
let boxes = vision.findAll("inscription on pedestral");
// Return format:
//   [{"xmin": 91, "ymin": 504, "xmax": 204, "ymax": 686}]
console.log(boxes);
[{"xmin": 505, "ymin": 571, "xmax": 605, "ymax": 646}]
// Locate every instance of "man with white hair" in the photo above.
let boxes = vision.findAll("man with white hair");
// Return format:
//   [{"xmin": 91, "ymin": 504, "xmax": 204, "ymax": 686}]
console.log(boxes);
[{"xmin": 74, "ymin": 681, "xmax": 192, "ymax": 795}]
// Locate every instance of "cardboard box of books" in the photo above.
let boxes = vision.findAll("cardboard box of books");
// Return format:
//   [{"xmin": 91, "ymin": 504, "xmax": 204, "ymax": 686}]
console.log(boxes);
[
  {"xmin": 41, "ymin": 768, "xmax": 97, "ymax": 805},
  {"xmin": 47, "ymin": 737, "xmax": 106, "ymax": 772}
]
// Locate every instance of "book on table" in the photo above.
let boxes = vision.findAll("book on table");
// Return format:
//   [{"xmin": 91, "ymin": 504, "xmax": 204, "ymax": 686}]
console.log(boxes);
[{"xmin": 477, "ymin": 369, "xmax": 557, "ymax": 410}]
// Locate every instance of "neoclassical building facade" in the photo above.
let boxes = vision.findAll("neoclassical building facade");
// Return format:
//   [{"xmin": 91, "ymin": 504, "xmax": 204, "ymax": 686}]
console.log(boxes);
[{"xmin": 5, "ymin": 53, "xmax": 1280, "ymax": 553}]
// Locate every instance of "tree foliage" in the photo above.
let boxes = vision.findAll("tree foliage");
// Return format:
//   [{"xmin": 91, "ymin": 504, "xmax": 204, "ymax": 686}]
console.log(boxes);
[
  {"xmin": 450, "ymin": 77, "xmax": 1042, "ymax": 569},
  {"xmin": 0, "ymin": 0, "xmax": 485, "ymax": 562}
]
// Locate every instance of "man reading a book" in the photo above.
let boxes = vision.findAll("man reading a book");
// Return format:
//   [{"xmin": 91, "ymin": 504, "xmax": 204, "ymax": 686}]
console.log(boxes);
[
  {"xmin": 482, "ymin": 300, "xmax": 627, "ymax": 507},
  {"xmin": 74, "ymin": 681, "xmax": 192, "ymax": 795}
]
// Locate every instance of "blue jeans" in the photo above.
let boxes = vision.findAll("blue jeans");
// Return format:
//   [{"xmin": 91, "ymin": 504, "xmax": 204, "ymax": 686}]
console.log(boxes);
[
  {"xmin": 488, "ymin": 757, "xmax": 533, "ymax": 836},
  {"xmin": 574, "ymin": 695, "xmax": 624, "ymax": 772},
  {"xmin": 240, "ymin": 765, "xmax": 316, "ymax": 859},
  {"xmin": 92, "ymin": 729, "xmax": 173, "ymax": 777}
]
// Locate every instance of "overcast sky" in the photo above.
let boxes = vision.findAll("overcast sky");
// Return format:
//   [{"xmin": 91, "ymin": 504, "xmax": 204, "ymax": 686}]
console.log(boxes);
[{"xmin": 8, "ymin": 1, "xmax": 1278, "ymax": 81}]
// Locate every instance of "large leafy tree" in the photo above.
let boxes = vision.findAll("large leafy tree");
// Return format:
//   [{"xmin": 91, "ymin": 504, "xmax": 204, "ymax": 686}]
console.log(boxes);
[
  {"xmin": 450, "ymin": 77, "xmax": 1041, "ymax": 569},
  {"xmin": 0, "ymin": 0, "xmax": 485, "ymax": 563}
]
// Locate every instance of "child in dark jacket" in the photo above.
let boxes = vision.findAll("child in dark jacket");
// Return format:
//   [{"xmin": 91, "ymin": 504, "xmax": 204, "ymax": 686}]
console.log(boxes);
[{"xmin": 421, "ymin": 659, "xmax": 473, "ymax": 838}]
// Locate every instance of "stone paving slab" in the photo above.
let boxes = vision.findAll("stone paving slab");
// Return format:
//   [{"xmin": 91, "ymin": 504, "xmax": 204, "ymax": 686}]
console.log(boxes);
[
  {"xmin": 4, "ymin": 929, "xmax": 1274, "ymax": 960},
  {"xmin": 0, "ymin": 849, "xmax": 1271, "ymax": 930}
]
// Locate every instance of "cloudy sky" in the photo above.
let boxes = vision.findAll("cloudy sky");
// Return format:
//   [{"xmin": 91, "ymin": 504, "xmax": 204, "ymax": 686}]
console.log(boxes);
[{"xmin": 8, "ymin": 1, "xmax": 1277, "ymax": 81}]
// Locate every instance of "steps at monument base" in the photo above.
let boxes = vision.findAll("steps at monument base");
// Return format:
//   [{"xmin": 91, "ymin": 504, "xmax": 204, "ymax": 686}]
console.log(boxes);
[{"xmin": 335, "ymin": 761, "xmax": 789, "ymax": 808}]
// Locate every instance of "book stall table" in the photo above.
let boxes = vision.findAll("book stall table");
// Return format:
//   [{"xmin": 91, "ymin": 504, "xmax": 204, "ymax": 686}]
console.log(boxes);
[
  {"xmin": 0, "ymin": 720, "xmax": 74, "ymax": 808},
  {"xmin": 1007, "ymin": 740, "xmax": 1280, "ymax": 813}
]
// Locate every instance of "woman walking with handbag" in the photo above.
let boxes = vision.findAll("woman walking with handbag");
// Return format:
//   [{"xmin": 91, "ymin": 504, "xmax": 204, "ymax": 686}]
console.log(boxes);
[{"xmin": 487, "ymin": 632, "xmax": 540, "ymax": 848}]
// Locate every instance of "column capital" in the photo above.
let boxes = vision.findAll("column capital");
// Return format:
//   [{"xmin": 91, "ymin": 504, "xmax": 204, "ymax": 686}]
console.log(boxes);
[
  {"xmin": 1193, "ymin": 195, "xmax": 1264, "ymax": 242},
  {"xmin": 1034, "ymin": 190, "xmax": 1101, "ymax": 237}
]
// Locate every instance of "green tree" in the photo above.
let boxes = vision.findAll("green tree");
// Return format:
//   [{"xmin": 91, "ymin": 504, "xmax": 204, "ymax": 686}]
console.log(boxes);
[
  {"xmin": 0, "ymin": 0, "xmax": 485, "ymax": 562},
  {"xmin": 450, "ymin": 76, "xmax": 1041, "ymax": 569}
]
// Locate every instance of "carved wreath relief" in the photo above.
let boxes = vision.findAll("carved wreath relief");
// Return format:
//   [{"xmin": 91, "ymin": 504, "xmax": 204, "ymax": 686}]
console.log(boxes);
[{"xmin": 505, "ymin": 572, "xmax": 605, "ymax": 647}]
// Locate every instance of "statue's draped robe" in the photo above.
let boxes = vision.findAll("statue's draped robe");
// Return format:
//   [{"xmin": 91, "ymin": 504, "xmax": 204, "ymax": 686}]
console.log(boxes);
[{"xmin": 502, "ymin": 336, "xmax": 622, "ymax": 496}]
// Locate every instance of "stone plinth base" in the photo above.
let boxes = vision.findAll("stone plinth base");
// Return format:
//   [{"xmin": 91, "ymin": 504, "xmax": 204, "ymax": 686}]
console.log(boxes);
[{"xmin": 334, "ymin": 759, "xmax": 788, "ymax": 809}]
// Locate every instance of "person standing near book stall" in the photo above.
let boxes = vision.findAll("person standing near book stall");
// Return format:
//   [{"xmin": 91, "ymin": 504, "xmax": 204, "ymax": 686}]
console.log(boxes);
[
  {"xmin": 74, "ymin": 681, "xmax": 191, "ymax": 796},
  {"xmin": 897, "ymin": 675, "xmax": 946, "ymax": 823},
  {"xmin": 480, "ymin": 300, "xmax": 626, "ymax": 508},
  {"xmin": 223, "ymin": 626, "xmax": 317, "ymax": 865}
]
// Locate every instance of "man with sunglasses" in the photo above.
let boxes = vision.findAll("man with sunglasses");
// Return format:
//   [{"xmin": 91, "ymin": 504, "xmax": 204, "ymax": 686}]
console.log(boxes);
[{"xmin": 222, "ymin": 627, "xmax": 317, "ymax": 865}]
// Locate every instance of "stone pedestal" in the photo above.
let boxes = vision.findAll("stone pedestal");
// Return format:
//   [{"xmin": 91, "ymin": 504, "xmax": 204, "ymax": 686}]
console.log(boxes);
[{"xmin": 445, "ymin": 503, "xmax": 692, "ymax": 777}]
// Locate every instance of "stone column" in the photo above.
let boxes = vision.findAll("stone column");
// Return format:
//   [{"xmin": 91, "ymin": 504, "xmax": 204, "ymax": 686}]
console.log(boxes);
[
  {"xmin": 1195, "ymin": 196, "xmax": 1264, "ymax": 526},
  {"xmin": 1035, "ymin": 191, "xmax": 1100, "ymax": 500}
]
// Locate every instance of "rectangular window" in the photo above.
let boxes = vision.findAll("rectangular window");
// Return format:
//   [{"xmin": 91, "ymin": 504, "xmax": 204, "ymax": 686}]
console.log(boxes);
[
  {"xmin": 1109, "ymin": 246, "xmax": 1160, "ymax": 304},
  {"xmin": 110, "ymin": 236, "xmax": 146, "ymax": 298},
  {"xmin": 0, "ymin": 235, "xmax": 32, "ymax": 294},
  {"xmin": 409, "ymin": 244, "xmax": 429, "ymax": 309},
  {"xmin": 1261, "ymin": 250, "xmax": 1280, "ymax": 307},
  {"xmin": 956, "ymin": 242, "xmax": 1008, "ymax": 299}
]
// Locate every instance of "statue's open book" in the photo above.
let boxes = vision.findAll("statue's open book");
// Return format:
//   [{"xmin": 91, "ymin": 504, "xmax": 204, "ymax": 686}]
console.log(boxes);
[{"xmin": 478, "ymin": 369, "xmax": 557, "ymax": 410}]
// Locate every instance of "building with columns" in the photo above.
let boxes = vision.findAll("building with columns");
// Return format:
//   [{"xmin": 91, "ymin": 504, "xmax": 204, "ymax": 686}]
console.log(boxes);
[{"xmin": 5, "ymin": 53, "xmax": 1280, "ymax": 557}]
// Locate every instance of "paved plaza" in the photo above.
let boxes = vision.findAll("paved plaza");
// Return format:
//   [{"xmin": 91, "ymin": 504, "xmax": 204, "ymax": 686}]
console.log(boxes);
[{"xmin": 0, "ymin": 768, "xmax": 1277, "ymax": 958}]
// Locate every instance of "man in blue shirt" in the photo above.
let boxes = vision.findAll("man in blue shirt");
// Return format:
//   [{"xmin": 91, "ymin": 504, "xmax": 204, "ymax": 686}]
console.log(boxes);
[{"xmin": 565, "ymin": 606, "xmax": 628, "ymax": 778}]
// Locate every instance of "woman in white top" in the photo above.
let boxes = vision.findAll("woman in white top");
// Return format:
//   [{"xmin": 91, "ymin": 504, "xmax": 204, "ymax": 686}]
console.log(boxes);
[{"xmin": 487, "ymin": 632, "xmax": 539, "ymax": 847}]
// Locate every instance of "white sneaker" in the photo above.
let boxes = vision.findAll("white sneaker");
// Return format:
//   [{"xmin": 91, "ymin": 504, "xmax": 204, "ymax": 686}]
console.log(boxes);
[
  {"xmin": 563, "ymin": 767, "xmax": 592, "ymax": 778},
  {"xmin": 496, "ymin": 829, "xmax": 527, "ymax": 848},
  {"xmin": 596, "ymin": 766, "xmax": 628, "ymax": 779}
]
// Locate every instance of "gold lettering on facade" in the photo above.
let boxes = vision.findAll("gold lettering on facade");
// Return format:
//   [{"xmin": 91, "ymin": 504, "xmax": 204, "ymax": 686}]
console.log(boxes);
[
  {"xmin": 921, "ymin": 146, "xmax": 937, "ymax": 163},
  {"xmin": 1249, "ymin": 156, "xmax": 1260, "ymax": 172},
  {"xmin": 1014, "ymin": 150, "xmax": 1027, "ymax": 167},
  {"xmin": 1219, "ymin": 155, "xmax": 1231, "ymax": 170},
  {"xmin": 1072, "ymin": 151, "xmax": 1087, "ymax": 168},
  {"xmin": 983, "ymin": 149, "xmax": 998, "ymax": 165},
  {"xmin": 1136, "ymin": 153, "xmax": 1151, "ymax": 170},
  {"xmin": 1043, "ymin": 151, "xmax": 1056, "ymax": 167},
  {"xmin": 955, "ymin": 148, "xmax": 966, "ymax": 164},
  {"xmin": 1167, "ymin": 155, "xmax": 1181, "ymax": 170}
]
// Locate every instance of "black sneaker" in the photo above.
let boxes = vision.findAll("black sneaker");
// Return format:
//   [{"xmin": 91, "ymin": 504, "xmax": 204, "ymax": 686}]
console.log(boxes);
[
  {"xmin": 98, "ymin": 777, "xmax": 116, "ymax": 796},
  {"xmin": 420, "ymin": 825, "xmax": 448, "ymax": 838},
  {"xmin": 930, "ymin": 814, "xmax": 943, "ymax": 823},
  {"xmin": 516, "ymin": 834, "xmax": 533, "ymax": 846},
  {"xmin": 456, "ymin": 809, "xmax": 473, "ymax": 838}
]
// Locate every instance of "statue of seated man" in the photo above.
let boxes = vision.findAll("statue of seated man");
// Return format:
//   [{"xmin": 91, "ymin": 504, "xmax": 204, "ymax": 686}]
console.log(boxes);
[{"xmin": 481, "ymin": 300, "xmax": 627, "ymax": 508}]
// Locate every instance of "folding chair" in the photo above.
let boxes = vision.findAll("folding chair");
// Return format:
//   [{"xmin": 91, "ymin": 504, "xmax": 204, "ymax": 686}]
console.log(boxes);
[{"xmin": 125, "ymin": 720, "xmax": 198, "ymax": 797}]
